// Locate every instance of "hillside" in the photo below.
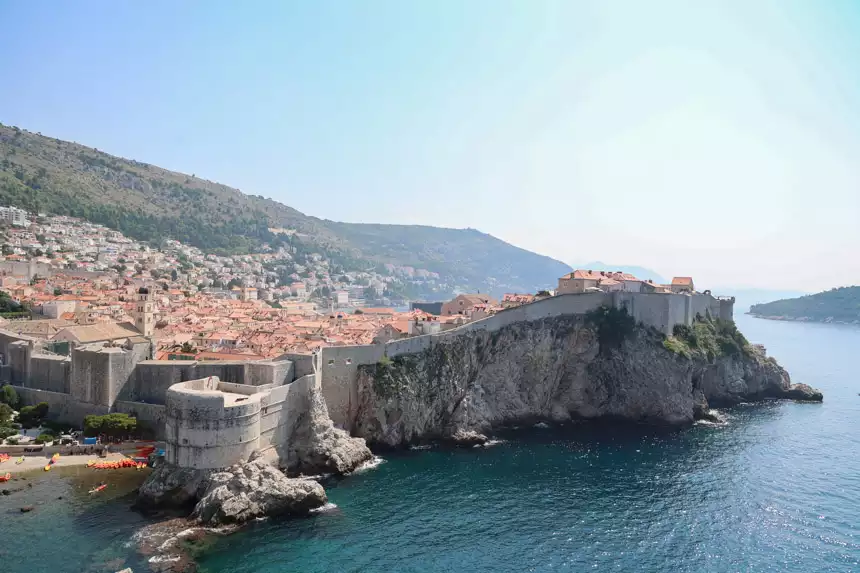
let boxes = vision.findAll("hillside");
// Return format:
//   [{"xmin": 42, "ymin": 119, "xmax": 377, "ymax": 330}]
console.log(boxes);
[
  {"xmin": 0, "ymin": 124, "xmax": 570, "ymax": 295},
  {"xmin": 749, "ymin": 286, "xmax": 860, "ymax": 324}
]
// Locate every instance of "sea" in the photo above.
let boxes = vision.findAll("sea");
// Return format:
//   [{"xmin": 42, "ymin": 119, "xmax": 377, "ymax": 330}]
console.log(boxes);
[{"xmin": 1, "ymin": 313, "xmax": 858, "ymax": 573}]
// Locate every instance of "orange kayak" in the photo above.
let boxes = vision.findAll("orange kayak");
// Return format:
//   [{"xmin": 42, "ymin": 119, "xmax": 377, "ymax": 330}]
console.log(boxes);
[{"xmin": 0, "ymin": 472, "xmax": 10, "ymax": 482}]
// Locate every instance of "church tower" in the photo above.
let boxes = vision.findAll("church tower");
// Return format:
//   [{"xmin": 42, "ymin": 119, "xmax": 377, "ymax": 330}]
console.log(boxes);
[{"xmin": 134, "ymin": 287, "xmax": 155, "ymax": 337}]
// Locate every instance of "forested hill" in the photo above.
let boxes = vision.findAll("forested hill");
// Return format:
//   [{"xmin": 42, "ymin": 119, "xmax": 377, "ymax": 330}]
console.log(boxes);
[
  {"xmin": 0, "ymin": 123, "xmax": 570, "ymax": 295},
  {"xmin": 749, "ymin": 287, "xmax": 860, "ymax": 324}
]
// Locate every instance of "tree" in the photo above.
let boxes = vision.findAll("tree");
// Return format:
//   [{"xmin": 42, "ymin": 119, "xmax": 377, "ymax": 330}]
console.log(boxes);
[
  {"xmin": 18, "ymin": 401, "xmax": 49, "ymax": 428},
  {"xmin": 53, "ymin": 287, "xmax": 63, "ymax": 296},
  {"xmin": 0, "ymin": 402, "xmax": 13, "ymax": 425},
  {"xmin": 180, "ymin": 341, "xmax": 194, "ymax": 354},
  {"xmin": 83, "ymin": 413, "xmax": 138, "ymax": 439},
  {"xmin": 0, "ymin": 384, "xmax": 19, "ymax": 408},
  {"xmin": 34, "ymin": 248, "xmax": 43, "ymax": 257},
  {"xmin": 171, "ymin": 269, "xmax": 178, "ymax": 281}
]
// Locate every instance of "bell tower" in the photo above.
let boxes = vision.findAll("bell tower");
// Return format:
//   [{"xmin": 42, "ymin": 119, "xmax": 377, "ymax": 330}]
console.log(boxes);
[{"xmin": 134, "ymin": 286, "xmax": 155, "ymax": 337}]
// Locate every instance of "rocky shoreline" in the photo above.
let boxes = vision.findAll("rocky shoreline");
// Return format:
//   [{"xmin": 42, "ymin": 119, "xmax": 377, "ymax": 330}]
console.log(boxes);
[{"xmin": 350, "ymin": 315, "xmax": 823, "ymax": 447}]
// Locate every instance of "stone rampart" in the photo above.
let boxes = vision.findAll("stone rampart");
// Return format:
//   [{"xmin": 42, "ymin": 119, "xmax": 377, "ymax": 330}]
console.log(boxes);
[
  {"xmin": 319, "ymin": 291, "xmax": 729, "ymax": 430},
  {"xmin": 164, "ymin": 376, "xmax": 263, "ymax": 469},
  {"xmin": 29, "ymin": 353, "xmax": 70, "ymax": 393},
  {"xmin": 113, "ymin": 401, "xmax": 167, "ymax": 438}
]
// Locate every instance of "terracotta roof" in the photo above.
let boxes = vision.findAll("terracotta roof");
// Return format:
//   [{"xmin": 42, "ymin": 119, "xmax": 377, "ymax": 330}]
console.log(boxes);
[
  {"xmin": 671, "ymin": 277, "xmax": 694, "ymax": 286},
  {"xmin": 52, "ymin": 321, "xmax": 141, "ymax": 343}
]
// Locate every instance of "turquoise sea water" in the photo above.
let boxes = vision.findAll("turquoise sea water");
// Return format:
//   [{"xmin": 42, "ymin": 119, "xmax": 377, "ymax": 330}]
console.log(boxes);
[{"xmin": 2, "ymin": 314, "xmax": 859, "ymax": 572}]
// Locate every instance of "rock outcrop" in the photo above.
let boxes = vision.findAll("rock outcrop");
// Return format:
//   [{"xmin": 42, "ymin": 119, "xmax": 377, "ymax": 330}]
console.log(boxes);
[
  {"xmin": 193, "ymin": 456, "xmax": 326, "ymax": 525},
  {"xmin": 137, "ymin": 464, "xmax": 211, "ymax": 508},
  {"xmin": 278, "ymin": 379, "xmax": 374, "ymax": 475},
  {"xmin": 138, "ymin": 453, "xmax": 326, "ymax": 526},
  {"xmin": 351, "ymin": 314, "xmax": 822, "ymax": 447},
  {"xmin": 447, "ymin": 429, "xmax": 489, "ymax": 447}
]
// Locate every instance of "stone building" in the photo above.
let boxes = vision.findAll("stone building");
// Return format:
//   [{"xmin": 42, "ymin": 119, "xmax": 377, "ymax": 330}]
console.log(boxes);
[
  {"xmin": 441, "ymin": 294, "xmax": 499, "ymax": 316},
  {"xmin": 133, "ymin": 287, "xmax": 155, "ymax": 337},
  {"xmin": 671, "ymin": 277, "xmax": 695, "ymax": 293}
]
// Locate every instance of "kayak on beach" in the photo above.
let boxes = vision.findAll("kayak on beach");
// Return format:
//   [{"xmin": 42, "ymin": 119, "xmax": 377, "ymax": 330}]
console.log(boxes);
[{"xmin": 0, "ymin": 472, "xmax": 10, "ymax": 482}]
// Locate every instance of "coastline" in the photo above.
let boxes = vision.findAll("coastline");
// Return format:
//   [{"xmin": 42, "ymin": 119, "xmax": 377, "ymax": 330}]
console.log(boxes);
[
  {"xmin": 746, "ymin": 313, "xmax": 860, "ymax": 326},
  {"xmin": 2, "ymin": 452, "xmax": 128, "ymax": 475}
]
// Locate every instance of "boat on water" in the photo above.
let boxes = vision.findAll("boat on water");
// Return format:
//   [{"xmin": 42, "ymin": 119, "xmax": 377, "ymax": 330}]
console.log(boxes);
[
  {"xmin": 89, "ymin": 483, "xmax": 107, "ymax": 494},
  {"xmin": 43, "ymin": 465, "xmax": 51, "ymax": 472}
]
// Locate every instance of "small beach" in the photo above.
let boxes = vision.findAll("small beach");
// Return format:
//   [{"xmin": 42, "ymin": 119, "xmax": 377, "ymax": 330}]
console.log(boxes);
[{"xmin": 2, "ymin": 452, "xmax": 128, "ymax": 475}]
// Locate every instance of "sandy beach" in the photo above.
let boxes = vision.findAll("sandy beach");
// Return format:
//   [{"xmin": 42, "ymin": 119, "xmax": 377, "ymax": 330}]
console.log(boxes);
[{"xmin": 1, "ymin": 452, "xmax": 128, "ymax": 475}]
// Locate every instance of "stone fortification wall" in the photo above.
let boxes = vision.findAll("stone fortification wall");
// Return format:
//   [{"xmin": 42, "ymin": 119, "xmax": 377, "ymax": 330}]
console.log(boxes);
[
  {"xmin": 195, "ymin": 361, "xmax": 248, "ymax": 384},
  {"xmin": 14, "ymin": 386, "xmax": 109, "ymax": 424},
  {"xmin": 113, "ymin": 401, "xmax": 167, "ymax": 439},
  {"xmin": 121, "ymin": 360, "xmax": 200, "ymax": 404},
  {"xmin": 248, "ymin": 359, "xmax": 294, "ymax": 386},
  {"xmin": 69, "ymin": 346, "xmax": 113, "ymax": 405},
  {"xmin": 8, "ymin": 341, "xmax": 32, "ymax": 385},
  {"xmin": 719, "ymin": 298, "xmax": 735, "ymax": 321},
  {"xmin": 320, "ymin": 345, "xmax": 385, "ymax": 430},
  {"xmin": 320, "ymin": 291, "xmax": 729, "ymax": 430},
  {"xmin": 115, "ymin": 358, "xmax": 294, "ymax": 405},
  {"xmin": 279, "ymin": 353, "xmax": 314, "ymax": 378},
  {"xmin": 29, "ymin": 353, "xmax": 70, "ymax": 394},
  {"xmin": 258, "ymin": 378, "xmax": 301, "ymax": 452},
  {"xmin": 0, "ymin": 330, "xmax": 38, "ymax": 365},
  {"xmin": 164, "ymin": 376, "xmax": 263, "ymax": 469}
]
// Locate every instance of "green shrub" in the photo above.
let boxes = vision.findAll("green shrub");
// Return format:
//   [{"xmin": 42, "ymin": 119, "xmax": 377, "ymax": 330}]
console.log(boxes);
[
  {"xmin": 0, "ymin": 426, "xmax": 17, "ymax": 439},
  {"xmin": 663, "ymin": 316, "xmax": 750, "ymax": 361},
  {"xmin": 35, "ymin": 433, "xmax": 54, "ymax": 444},
  {"xmin": 0, "ymin": 402, "xmax": 12, "ymax": 426},
  {"xmin": 0, "ymin": 384, "xmax": 19, "ymax": 408},
  {"xmin": 663, "ymin": 336, "xmax": 692, "ymax": 359},
  {"xmin": 586, "ymin": 306, "xmax": 636, "ymax": 353},
  {"xmin": 17, "ymin": 402, "xmax": 49, "ymax": 428},
  {"xmin": 6, "ymin": 437, "xmax": 19, "ymax": 445}
]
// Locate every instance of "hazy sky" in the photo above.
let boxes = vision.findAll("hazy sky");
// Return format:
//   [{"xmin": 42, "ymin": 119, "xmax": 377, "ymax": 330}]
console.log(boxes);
[{"xmin": 2, "ymin": 0, "xmax": 859, "ymax": 291}]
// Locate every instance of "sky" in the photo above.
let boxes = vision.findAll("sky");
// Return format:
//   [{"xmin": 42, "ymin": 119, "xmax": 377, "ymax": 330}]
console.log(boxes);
[{"xmin": 1, "ymin": 0, "xmax": 859, "ymax": 292}]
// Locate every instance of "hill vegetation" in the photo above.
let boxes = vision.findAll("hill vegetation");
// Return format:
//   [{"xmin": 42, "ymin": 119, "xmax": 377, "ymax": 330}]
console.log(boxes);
[
  {"xmin": 749, "ymin": 287, "xmax": 860, "ymax": 324},
  {"xmin": 0, "ymin": 124, "xmax": 570, "ymax": 295}
]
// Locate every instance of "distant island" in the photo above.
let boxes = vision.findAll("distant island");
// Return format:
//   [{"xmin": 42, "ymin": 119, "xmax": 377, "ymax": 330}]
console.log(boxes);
[{"xmin": 749, "ymin": 286, "xmax": 860, "ymax": 324}]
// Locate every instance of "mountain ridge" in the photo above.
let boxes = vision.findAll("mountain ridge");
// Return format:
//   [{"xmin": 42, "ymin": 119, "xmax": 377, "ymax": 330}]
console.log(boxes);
[{"xmin": 0, "ymin": 123, "xmax": 570, "ymax": 296}]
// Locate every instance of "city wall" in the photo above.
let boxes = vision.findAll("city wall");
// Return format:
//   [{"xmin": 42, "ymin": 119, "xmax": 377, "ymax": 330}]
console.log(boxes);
[
  {"xmin": 0, "ymin": 290, "xmax": 735, "ymax": 468},
  {"xmin": 319, "ymin": 291, "xmax": 734, "ymax": 430}
]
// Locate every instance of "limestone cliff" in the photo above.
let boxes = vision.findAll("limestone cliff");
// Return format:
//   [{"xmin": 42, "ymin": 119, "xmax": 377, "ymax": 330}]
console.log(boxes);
[
  {"xmin": 278, "ymin": 378, "xmax": 374, "ymax": 475},
  {"xmin": 351, "ymin": 313, "xmax": 822, "ymax": 447}
]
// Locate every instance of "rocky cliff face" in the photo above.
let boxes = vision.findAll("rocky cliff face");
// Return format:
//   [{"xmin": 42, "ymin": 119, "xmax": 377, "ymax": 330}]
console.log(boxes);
[
  {"xmin": 278, "ymin": 375, "xmax": 374, "ymax": 475},
  {"xmin": 352, "ymin": 314, "xmax": 822, "ymax": 447}
]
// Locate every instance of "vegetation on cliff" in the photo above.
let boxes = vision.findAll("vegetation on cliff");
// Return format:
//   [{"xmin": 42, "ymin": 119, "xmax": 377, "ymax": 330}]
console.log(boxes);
[
  {"xmin": 663, "ymin": 316, "xmax": 750, "ymax": 361},
  {"xmin": 0, "ymin": 124, "xmax": 570, "ymax": 294},
  {"xmin": 749, "ymin": 286, "xmax": 860, "ymax": 323},
  {"xmin": 585, "ymin": 306, "xmax": 636, "ymax": 354}
]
